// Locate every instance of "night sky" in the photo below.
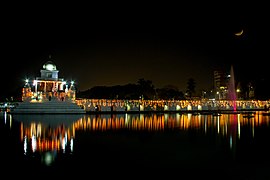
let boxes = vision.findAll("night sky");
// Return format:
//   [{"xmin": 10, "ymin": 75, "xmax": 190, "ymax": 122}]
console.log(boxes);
[{"xmin": 1, "ymin": 4, "xmax": 269, "ymax": 98}]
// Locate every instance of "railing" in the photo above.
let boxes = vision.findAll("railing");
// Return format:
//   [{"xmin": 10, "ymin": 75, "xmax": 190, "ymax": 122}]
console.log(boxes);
[{"xmin": 75, "ymin": 99, "xmax": 270, "ymax": 113}]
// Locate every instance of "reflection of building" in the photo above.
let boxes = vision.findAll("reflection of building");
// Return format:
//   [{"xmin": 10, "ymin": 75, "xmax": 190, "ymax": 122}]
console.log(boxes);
[
  {"xmin": 22, "ymin": 59, "xmax": 75, "ymax": 102},
  {"xmin": 16, "ymin": 114, "xmax": 84, "ymax": 164},
  {"xmin": 22, "ymin": 122, "xmax": 74, "ymax": 153},
  {"xmin": 21, "ymin": 120, "xmax": 75, "ymax": 166}
]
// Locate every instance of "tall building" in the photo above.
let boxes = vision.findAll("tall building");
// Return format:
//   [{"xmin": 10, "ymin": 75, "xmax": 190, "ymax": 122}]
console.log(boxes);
[{"xmin": 213, "ymin": 69, "xmax": 228, "ymax": 99}]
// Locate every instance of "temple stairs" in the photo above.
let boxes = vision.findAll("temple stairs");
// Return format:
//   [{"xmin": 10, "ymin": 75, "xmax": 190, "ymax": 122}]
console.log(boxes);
[{"xmin": 10, "ymin": 100, "xmax": 86, "ymax": 114}]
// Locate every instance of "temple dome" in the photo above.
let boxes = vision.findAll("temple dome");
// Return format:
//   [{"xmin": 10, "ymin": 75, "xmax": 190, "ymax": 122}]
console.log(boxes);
[{"xmin": 43, "ymin": 60, "xmax": 57, "ymax": 71}]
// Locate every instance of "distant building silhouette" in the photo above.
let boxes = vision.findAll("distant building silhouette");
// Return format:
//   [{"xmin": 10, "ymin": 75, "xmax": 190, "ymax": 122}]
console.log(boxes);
[{"xmin": 213, "ymin": 69, "xmax": 228, "ymax": 100}]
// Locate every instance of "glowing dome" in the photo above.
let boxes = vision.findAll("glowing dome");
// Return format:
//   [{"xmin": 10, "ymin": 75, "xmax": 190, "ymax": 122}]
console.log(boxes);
[{"xmin": 43, "ymin": 61, "xmax": 57, "ymax": 71}]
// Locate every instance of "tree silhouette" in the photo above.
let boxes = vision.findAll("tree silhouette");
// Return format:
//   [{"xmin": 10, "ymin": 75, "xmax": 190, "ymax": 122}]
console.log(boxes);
[
  {"xmin": 186, "ymin": 78, "xmax": 196, "ymax": 99},
  {"xmin": 156, "ymin": 85, "xmax": 185, "ymax": 100},
  {"xmin": 137, "ymin": 78, "xmax": 155, "ymax": 99}
]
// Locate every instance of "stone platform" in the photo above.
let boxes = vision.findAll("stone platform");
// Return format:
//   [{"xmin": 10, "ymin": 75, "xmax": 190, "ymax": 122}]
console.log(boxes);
[{"xmin": 10, "ymin": 100, "xmax": 86, "ymax": 114}]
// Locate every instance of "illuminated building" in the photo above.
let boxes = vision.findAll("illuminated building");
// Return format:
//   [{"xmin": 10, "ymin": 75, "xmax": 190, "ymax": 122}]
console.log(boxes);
[
  {"xmin": 22, "ymin": 59, "xmax": 76, "ymax": 102},
  {"xmin": 12, "ymin": 58, "xmax": 85, "ymax": 114}
]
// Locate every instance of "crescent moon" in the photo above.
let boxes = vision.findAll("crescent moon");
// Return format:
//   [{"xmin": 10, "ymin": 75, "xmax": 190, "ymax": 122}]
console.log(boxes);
[{"xmin": 234, "ymin": 29, "xmax": 243, "ymax": 36}]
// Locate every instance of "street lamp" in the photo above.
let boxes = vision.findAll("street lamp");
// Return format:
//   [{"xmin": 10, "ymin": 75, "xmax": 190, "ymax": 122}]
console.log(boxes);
[
  {"xmin": 236, "ymin": 88, "xmax": 241, "ymax": 100},
  {"xmin": 216, "ymin": 91, "xmax": 220, "ymax": 100}
]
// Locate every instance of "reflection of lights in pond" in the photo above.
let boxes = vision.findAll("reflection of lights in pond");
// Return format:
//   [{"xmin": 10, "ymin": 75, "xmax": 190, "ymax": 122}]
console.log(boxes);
[
  {"xmin": 23, "ymin": 136, "xmax": 27, "ymax": 155},
  {"xmin": 42, "ymin": 151, "xmax": 56, "ymax": 166},
  {"xmin": 230, "ymin": 135, "xmax": 233, "ymax": 149}
]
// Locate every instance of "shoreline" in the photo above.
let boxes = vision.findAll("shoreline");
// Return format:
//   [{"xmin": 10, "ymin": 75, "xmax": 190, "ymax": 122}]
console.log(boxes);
[{"xmin": 84, "ymin": 108, "xmax": 268, "ymax": 115}]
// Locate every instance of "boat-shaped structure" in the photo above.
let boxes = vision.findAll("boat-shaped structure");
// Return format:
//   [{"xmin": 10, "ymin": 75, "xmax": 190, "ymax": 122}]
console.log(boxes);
[{"xmin": 11, "ymin": 100, "xmax": 85, "ymax": 114}]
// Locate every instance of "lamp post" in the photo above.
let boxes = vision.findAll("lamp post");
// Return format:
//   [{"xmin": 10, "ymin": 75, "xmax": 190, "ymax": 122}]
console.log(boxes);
[
  {"xmin": 236, "ymin": 88, "xmax": 241, "ymax": 100},
  {"xmin": 216, "ymin": 91, "xmax": 220, "ymax": 100}
]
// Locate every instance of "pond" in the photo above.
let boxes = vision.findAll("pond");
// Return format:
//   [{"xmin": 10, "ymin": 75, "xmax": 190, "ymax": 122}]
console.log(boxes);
[{"xmin": 1, "ymin": 111, "xmax": 270, "ymax": 179}]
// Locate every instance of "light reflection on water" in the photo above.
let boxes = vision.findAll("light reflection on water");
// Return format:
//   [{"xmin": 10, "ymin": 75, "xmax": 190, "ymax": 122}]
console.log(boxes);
[{"xmin": 1, "ymin": 111, "xmax": 270, "ymax": 178}]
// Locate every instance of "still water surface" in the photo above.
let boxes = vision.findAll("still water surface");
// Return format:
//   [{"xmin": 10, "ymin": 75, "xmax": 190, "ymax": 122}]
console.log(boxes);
[{"xmin": 1, "ymin": 111, "xmax": 270, "ymax": 178}]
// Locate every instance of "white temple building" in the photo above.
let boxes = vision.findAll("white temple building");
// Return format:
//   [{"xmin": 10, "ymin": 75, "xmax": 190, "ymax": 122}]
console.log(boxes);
[
  {"xmin": 11, "ymin": 59, "xmax": 85, "ymax": 114},
  {"xmin": 22, "ymin": 60, "xmax": 76, "ymax": 102}
]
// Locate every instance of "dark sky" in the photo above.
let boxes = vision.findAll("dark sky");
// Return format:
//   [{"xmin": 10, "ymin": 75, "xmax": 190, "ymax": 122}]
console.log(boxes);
[{"xmin": 1, "ymin": 4, "xmax": 269, "ymax": 98}]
